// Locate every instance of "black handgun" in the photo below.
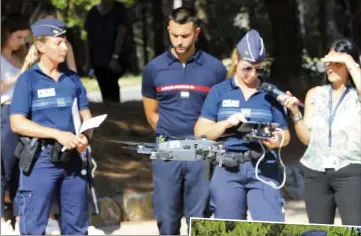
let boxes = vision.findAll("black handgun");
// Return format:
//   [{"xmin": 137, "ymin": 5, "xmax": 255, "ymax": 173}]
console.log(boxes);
[{"xmin": 15, "ymin": 137, "xmax": 40, "ymax": 176}]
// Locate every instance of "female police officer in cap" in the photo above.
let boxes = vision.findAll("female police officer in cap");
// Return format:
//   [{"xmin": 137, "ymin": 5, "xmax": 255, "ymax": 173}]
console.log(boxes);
[
  {"xmin": 194, "ymin": 29, "xmax": 291, "ymax": 221},
  {"xmin": 9, "ymin": 18, "xmax": 92, "ymax": 235}
]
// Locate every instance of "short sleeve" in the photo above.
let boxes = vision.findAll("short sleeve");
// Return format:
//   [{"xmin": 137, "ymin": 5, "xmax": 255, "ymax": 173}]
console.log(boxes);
[
  {"xmin": 75, "ymin": 76, "xmax": 89, "ymax": 110},
  {"xmin": 10, "ymin": 73, "xmax": 32, "ymax": 117},
  {"xmin": 141, "ymin": 64, "xmax": 156, "ymax": 99},
  {"xmin": 270, "ymin": 97, "xmax": 288, "ymax": 129},
  {"xmin": 200, "ymin": 87, "xmax": 220, "ymax": 121}
]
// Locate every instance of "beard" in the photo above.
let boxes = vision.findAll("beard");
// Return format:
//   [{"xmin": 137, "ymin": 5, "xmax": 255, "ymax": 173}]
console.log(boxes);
[{"xmin": 174, "ymin": 44, "xmax": 192, "ymax": 55}]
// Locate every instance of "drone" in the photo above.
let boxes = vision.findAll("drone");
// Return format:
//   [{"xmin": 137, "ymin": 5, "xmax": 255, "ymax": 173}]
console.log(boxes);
[{"xmin": 111, "ymin": 120, "xmax": 287, "ymax": 189}]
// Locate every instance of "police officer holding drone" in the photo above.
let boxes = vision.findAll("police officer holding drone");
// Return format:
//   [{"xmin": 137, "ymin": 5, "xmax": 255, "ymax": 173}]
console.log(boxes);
[{"xmin": 194, "ymin": 29, "xmax": 291, "ymax": 222}]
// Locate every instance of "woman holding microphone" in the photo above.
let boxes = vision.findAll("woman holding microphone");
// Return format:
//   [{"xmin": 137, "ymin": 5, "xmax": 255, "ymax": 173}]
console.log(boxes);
[{"xmin": 278, "ymin": 39, "xmax": 361, "ymax": 226}]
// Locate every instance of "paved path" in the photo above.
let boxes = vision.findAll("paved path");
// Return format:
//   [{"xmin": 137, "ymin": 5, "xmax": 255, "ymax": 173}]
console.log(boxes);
[{"xmin": 87, "ymin": 85, "xmax": 142, "ymax": 103}]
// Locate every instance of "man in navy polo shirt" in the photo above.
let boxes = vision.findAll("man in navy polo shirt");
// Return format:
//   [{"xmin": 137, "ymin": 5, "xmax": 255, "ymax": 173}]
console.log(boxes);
[
  {"xmin": 10, "ymin": 18, "xmax": 92, "ymax": 235},
  {"xmin": 141, "ymin": 6, "xmax": 227, "ymax": 235},
  {"xmin": 194, "ymin": 29, "xmax": 291, "ymax": 221}
]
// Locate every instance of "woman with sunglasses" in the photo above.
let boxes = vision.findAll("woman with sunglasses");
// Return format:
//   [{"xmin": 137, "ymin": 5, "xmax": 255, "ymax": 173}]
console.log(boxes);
[
  {"xmin": 194, "ymin": 29, "xmax": 291, "ymax": 221},
  {"xmin": 278, "ymin": 39, "xmax": 361, "ymax": 226}
]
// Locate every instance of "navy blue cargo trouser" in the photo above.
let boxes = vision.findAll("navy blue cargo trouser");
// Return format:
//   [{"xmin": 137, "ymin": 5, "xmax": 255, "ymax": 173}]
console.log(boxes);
[
  {"xmin": 17, "ymin": 144, "xmax": 89, "ymax": 235},
  {"xmin": 152, "ymin": 159, "xmax": 210, "ymax": 235},
  {"xmin": 210, "ymin": 151, "xmax": 285, "ymax": 222}
]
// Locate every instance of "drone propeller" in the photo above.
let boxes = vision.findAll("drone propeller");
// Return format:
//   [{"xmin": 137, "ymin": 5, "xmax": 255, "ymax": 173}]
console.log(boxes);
[
  {"xmin": 122, "ymin": 146, "xmax": 140, "ymax": 151},
  {"xmin": 109, "ymin": 140, "xmax": 156, "ymax": 148}
]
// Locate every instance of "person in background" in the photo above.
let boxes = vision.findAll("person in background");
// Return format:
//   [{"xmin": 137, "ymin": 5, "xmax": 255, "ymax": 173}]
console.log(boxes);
[
  {"xmin": 1, "ymin": 13, "xmax": 30, "ymax": 235},
  {"xmin": 278, "ymin": 39, "xmax": 361, "ymax": 226},
  {"xmin": 194, "ymin": 29, "xmax": 290, "ymax": 222},
  {"xmin": 84, "ymin": 0, "xmax": 129, "ymax": 102},
  {"xmin": 142, "ymin": 6, "xmax": 227, "ymax": 235}
]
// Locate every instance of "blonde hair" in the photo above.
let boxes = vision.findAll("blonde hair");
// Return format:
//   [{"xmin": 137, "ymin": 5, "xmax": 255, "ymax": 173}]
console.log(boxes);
[
  {"xmin": 226, "ymin": 48, "xmax": 242, "ymax": 78},
  {"xmin": 20, "ymin": 37, "xmax": 47, "ymax": 73}
]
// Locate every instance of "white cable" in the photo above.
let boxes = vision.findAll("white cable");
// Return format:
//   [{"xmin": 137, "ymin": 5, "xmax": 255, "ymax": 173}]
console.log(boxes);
[
  {"xmin": 87, "ymin": 146, "xmax": 98, "ymax": 178},
  {"xmin": 91, "ymin": 158, "xmax": 97, "ymax": 178},
  {"xmin": 255, "ymin": 128, "xmax": 286, "ymax": 190}
]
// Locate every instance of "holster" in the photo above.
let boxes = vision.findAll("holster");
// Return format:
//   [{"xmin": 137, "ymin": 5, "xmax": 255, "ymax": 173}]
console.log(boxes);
[
  {"xmin": 14, "ymin": 137, "xmax": 40, "ymax": 176},
  {"xmin": 50, "ymin": 141, "xmax": 76, "ymax": 164}
]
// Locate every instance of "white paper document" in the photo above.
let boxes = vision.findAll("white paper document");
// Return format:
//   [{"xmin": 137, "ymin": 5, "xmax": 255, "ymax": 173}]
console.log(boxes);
[
  {"xmin": 61, "ymin": 98, "xmax": 107, "ymax": 151},
  {"xmin": 79, "ymin": 114, "xmax": 107, "ymax": 134},
  {"xmin": 72, "ymin": 98, "xmax": 82, "ymax": 135}
]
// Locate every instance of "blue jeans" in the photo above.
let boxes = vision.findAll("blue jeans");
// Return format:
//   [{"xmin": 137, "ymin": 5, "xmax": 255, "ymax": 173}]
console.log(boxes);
[{"xmin": 1, "ymin": 104, "xmax": 20, "ymax": 217}]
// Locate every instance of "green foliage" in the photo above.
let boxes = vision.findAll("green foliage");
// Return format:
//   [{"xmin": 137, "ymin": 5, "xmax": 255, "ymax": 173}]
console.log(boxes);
[
  {"xmin": 191, "ymin": 219, "xmax": 227, "ymax": 236},
  {"xmin": 229, "ymin": 222, "xmax": 271, "ymax": 236},
  {"xmin": 50, "ymin": 0, "xmax": 133, "ymax": 40}
]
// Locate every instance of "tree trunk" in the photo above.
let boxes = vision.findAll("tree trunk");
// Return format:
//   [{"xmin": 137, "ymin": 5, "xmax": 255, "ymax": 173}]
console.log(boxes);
[
  {"xmin": 142, "ymin": 2, "xmax": 149, "ymax": 66},
  {"xmin": 152, "ymin": 0, "xmax": 165, "ymax": 57},
  {"xmin": 350, "ymin": 0, "xmax": 361, "ymax": 50},
  {"xmin": 264, "ymin": 0, "xmax": 303, "ymax": 91},
  {"xmin": 319, "ymin": 0, "xmax": 349, "ymax": 52}
]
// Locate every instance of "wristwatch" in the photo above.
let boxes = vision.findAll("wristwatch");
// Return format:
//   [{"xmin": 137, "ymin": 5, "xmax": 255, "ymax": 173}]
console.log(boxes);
[
  {"xmin": 292, "ymin": 112, "xmax": 303, "ymax": 123},
  {"xmin": 112, "ymin": 54, "xmax": 119, "ymax": 60}
]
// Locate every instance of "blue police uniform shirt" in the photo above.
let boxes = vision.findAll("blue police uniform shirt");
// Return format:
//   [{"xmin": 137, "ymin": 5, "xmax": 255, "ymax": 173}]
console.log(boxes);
[
  {"xmin": 142, "ymin": 48, "xmax": 227, "ymax": 138},
  {"xmin": 200, "ymin": 77, "xmax": 288, "ymax": 152},
  {"xmin": 10, "ymin": 63, "xmax": 89, "ymax": 134}
]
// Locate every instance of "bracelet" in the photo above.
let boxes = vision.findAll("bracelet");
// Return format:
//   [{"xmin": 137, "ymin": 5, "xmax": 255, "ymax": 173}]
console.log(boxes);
[
  {"xmin": 292, "ymin": 112, "xmax": 303, "ymax": 123},
  {"xmin": 348, "ymin": 63, "xmax": 360, "ymax": 72}
]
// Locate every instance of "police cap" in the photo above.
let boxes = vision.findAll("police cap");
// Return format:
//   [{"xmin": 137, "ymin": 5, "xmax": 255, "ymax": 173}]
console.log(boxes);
[
  {"xmin": 31, "ymin": 18, "xmax": 66, "ymax": 38},
  {"xmin": 237, "ymin": 29, "xmax": 266, "ymax": 63}
]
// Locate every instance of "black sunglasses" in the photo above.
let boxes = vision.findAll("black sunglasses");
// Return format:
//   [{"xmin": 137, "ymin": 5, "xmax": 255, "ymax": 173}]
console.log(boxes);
[{"xmin": 241, "ymin": 67, "xmax": 265, "ymax": 74}]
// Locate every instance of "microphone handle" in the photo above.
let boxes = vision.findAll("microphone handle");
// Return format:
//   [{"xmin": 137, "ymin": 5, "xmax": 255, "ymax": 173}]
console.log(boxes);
[{"xmin": 272, "ymin": 89, "xmax": 304, "ymax": 108}]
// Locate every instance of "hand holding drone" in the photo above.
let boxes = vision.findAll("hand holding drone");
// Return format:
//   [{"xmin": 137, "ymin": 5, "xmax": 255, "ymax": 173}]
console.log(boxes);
[{"xmin": 111, "ymin": 120, "xmax": 286, "ymax": 189}]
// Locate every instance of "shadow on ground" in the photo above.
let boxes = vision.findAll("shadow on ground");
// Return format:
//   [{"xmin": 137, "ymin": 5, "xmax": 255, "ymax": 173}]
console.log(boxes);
[{"xmin": 88, "ymin": 101, "xmax": 156, "ymax": 198}]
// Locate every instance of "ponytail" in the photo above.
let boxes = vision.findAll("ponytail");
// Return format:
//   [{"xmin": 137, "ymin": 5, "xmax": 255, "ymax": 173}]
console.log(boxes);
[
  {"xmin": 226, "ymin": 48, "xmax": 241, "ymax": 78},
  {"xmin": 20, "ymin": 44, "xmax": 39, "ymax": 73},
  {"xmin": 20, "ymin": 37, "xmax": 46, "ymax": 73}
]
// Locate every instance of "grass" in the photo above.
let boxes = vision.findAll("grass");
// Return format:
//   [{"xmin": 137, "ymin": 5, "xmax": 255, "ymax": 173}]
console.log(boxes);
[{"xmin": 81, "ymin": 74, "xmax": 142, "ymax": 93}]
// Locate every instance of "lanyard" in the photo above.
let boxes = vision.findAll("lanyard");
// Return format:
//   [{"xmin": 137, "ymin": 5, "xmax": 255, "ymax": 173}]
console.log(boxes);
[{"xmin": 328, "ymin": 85, "xmax": 349, "ymax": 147}]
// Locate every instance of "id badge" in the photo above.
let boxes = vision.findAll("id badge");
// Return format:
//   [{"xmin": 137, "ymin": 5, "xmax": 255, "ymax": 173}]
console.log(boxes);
[
  {"xmin": 180, "ymin": 91, "xmax": 190, "ymax": 99},
  {"xmin": 56, "ymin": 98, "xmax": 66, "ymax": 107},
  {"xmin": 320, "ymin": 156, "xmax": 339, "ymax": 169}
]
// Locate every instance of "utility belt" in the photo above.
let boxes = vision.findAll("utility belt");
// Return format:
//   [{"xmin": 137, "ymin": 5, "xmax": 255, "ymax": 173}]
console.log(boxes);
[
  {"xmin": 216, "ymin": 150, "xmax": 264, "ymax": 168},
  {"xmin": 15, "ymin": 137, "xmax": 77, "ymax": 176}
]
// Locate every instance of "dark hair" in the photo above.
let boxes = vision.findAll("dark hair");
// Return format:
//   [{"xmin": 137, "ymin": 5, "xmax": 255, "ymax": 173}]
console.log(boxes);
[
  {"xmin": 168, "ymin": 6, "xmax": 199, "ymax": 26},
  {"xmin": 1, "ymin": 13, "xmax": 30, "ymax": 49},
  {"xmin": 322, "ymin": 39, "xmax": 360, "ymax": 88}
]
